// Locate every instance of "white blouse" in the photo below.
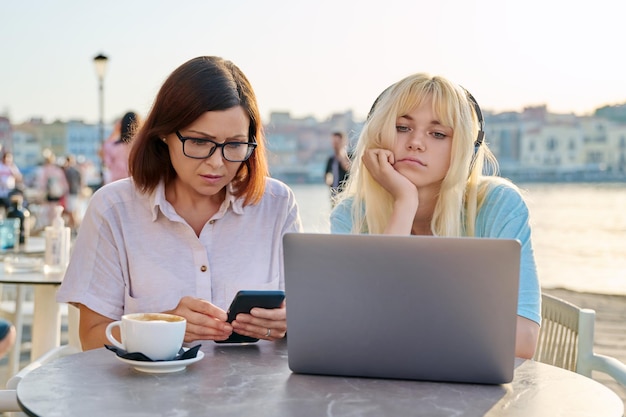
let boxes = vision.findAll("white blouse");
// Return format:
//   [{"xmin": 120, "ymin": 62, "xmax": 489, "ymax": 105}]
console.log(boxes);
[{"xmin": 57, "ymin": 177, "xmax": 302, "ymax": 319}]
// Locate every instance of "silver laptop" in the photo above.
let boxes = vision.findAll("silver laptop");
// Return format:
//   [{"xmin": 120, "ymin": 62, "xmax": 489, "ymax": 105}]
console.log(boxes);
[{"xmin": 283, "ymin": 233, "xmax": 520, "ymax": 384}]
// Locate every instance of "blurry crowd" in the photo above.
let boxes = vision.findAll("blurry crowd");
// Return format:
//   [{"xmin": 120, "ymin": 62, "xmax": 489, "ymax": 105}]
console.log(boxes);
[
  {"xmin": 0, "ymin": 111, "xmax": 141, "ymax": 235},
  {"xmin": 0, "ymin": 147, "xmax": 94, "ymax": 235}
]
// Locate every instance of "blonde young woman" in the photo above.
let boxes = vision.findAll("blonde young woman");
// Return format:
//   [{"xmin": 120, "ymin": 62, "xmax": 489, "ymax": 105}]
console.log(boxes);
[{"xmin": 330, "ymin": 73, "xmax": 540, "ymax": 359}]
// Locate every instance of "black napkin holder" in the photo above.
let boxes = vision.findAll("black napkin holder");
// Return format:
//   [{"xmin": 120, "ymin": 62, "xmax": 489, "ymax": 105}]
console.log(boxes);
[{"xmin": 105, "ymin": 344, "xmax": 202, "ymax": 362}]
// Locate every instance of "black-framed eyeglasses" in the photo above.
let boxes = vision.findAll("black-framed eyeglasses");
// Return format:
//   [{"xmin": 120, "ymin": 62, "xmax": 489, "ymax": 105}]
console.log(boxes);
[{"xmin": 175, "ymin": 131, "xmax": 257, "ymax": 162}]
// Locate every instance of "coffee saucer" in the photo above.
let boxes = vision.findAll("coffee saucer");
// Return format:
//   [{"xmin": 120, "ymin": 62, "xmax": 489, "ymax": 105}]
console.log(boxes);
[{"xmin": 116, "ymin": 349, "xmax": 204, "ymax": 374}]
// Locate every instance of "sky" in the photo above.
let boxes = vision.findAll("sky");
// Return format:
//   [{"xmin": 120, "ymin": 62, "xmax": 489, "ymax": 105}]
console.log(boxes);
[{"xmin": 2, "ymin": 0, "xmax": 625, "ymax": 125}]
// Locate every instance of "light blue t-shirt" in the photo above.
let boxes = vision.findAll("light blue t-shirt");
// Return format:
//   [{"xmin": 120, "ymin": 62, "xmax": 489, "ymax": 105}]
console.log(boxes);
[{"xmin": 330, "ymin": 182, "xmax": 541, "ymax": 325}]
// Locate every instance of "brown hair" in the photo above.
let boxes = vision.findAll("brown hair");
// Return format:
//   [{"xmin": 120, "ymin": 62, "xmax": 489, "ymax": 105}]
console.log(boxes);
[
  {"xmin": 128, "ymin": 56, "xmax": 268, "ymax": 205},
  {"xmin": 119, "ymin": 111, "xmax": 140, "ymax": 144}
]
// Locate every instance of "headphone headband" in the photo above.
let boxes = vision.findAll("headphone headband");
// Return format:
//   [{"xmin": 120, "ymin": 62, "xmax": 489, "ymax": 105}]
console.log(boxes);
[
  {"xmin": 462, "ymin": 88, "xmax": 485, "ymax": 149},
  {"xmin": 366, "ymin": 84, "xmax": 394, "ymax": 121}
]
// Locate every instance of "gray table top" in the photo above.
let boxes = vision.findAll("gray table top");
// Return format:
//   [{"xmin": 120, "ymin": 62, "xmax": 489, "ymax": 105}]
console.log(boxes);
[{"xmin": 16, "ymin": 340, "xmax": 624, "ymax": 417}]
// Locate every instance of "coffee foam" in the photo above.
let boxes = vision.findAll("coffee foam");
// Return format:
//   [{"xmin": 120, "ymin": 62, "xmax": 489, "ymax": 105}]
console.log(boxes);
[{"xmin": 133, "ymin": 313, "xmax": 185, "ymax": 323}]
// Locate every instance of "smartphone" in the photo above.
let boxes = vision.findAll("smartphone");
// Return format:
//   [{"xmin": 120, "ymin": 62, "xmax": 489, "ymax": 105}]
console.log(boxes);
[{"xmin": 215, "ymin": 290, "xmax": 286, "ymax": 343}]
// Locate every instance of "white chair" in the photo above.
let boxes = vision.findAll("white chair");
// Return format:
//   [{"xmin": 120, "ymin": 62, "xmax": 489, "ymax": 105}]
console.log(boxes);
[
  {"xmin": 534, "ymin": 293, "xmax": 626, "ymax": 386},
  {"xmin": 0, "ymin": 288, "xmax": 69, "ymax": 378},
  {"xmin": 0, "ymin": 303, "xmax": 81, "ymax": 413}
]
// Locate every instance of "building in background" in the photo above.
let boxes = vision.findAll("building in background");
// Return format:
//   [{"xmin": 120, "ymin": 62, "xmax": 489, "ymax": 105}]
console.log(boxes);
[
  {"xmin": 486, "ymin": 105, "xmax": 626, "ymax": 181},
  {"xmin": 2, "ymin": 106, "xmax": 626, "ymax": 185}
]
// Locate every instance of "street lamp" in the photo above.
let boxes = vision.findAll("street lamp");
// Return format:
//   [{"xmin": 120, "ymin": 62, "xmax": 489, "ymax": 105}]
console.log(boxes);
[{"xmin": 93, "ymin": 53, "xmax": 108, "ymax": 187}]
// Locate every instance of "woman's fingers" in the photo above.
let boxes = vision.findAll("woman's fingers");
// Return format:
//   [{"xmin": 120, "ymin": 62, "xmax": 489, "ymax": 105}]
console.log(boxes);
[
  {"xmin": 231, "ymin": 304, "xmax": 287, "ymax": 340},
  {"xmin": 166, "ymin": 296, "xmax": 232, "ymax": 342}
]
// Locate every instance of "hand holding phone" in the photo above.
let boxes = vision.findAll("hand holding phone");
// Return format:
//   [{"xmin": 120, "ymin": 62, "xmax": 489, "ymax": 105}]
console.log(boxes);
[{"xmin": 216, "ymin": 290, "xmax": 285, "ymax": 343}]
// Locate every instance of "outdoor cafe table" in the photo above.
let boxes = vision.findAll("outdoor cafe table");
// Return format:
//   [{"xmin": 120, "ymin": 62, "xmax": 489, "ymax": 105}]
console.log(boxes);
[
  {"xmin": 0, "ymin": 259, "xmax": 64, "ymax": 377},
  {"xmin": 16, "ymin": 340, "xmax": 624, "ymax": 417}
]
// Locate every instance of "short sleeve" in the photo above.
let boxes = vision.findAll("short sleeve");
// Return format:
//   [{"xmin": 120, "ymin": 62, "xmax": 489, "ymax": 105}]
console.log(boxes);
[{"xmin": 475, "ymin": 183, "xmax": 541, "ymax": 325}]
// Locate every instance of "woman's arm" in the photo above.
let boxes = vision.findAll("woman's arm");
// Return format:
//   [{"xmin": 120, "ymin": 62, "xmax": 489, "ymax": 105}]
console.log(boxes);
[
  {"xmin": 78, "ymin": 304, "xmax": 116, "ymax": 351},
  {"xmin": 516, "ymin": 315, "xmax": 540, "ymax": 359},
  {"xmin": 362, "ymin": 148, "xmax": 418, "ymax": 235},
  {"xmin": 477, "ymin": 182, "xmax": 542, "ymax": 357}
]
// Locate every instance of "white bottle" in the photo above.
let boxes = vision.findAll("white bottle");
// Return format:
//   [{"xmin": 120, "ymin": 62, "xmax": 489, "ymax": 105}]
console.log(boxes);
[{"xmin": 44, "ymin": 205, "xmax": 71, "ymax": 274}]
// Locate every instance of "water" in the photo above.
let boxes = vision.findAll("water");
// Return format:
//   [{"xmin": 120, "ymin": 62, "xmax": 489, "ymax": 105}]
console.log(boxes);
[{"xmin": 289, "ymin": 182, "xmax": 626, "ymax": 296}]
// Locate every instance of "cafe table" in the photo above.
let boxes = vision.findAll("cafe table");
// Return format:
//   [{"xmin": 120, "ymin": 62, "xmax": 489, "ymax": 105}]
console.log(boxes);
[
  {"xmin": 16, "ymin": 340, "xmax": 624, "ymax": 417},
  {"xmin": 0, "ymin": 251, "xmax": 64, "ymax": 377}
]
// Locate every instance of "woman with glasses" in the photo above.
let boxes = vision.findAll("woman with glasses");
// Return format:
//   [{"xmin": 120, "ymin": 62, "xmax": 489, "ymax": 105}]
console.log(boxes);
[{"xmin": 57, "ymin": 56, "xmax": 302, "ymax": 350}]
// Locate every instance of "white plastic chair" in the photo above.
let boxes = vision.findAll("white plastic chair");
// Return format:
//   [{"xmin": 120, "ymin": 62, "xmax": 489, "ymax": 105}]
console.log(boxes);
[
  {"xmin": 0, "ymin": 303, "xmax": 81, "ymax": 413},
  {"xmin": 0, "ymin": 291, "xmax": 69, "ymax": 378},
  {"xmin": 534, "ymin": 293, "xmax": 626, "ymax": 386}
]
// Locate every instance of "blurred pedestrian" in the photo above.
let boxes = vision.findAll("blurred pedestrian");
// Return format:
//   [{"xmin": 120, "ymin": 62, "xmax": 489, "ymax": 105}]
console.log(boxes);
[
  {"xmin": 63, "ymin": 154, "xmax": 83, "ymax": 231},
  {"xmin": 101, "ymin": 111, "xmax": 141, "ymax": 184},
  {"xmin": 324, "ymin": 131, "xmax": 351, "ymax": 206},
  {"xmin": 0, "ymin": 151, "xmax": 23, "ymax": 215},
  {"xmin": 37, "ymin": 150, "xmax": 69, "ymax": 226}
]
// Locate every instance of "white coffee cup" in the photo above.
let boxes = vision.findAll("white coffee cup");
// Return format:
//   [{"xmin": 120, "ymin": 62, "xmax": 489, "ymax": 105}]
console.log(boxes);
[{"xmin": 105, "ymin": 313, "xmax": 186, "ymax": 361}]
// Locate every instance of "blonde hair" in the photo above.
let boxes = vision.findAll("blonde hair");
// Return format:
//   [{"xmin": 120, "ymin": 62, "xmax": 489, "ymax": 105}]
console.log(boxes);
[{"xmin": 339, "ymin": 73, "xmax": 499, "ymax": 236}]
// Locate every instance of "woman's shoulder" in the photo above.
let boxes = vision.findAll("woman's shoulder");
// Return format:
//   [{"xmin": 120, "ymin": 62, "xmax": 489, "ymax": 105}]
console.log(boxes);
[
  {"xmin": 91, "ymin": 178, "xmax": 139, "ymax": 204},
  {"xmin": 241, "ymin": 177, "xmax": 298, "ymax": 216},
  {"xmin": 478, "ymin": 176, "xmax": 529, "ymax": 215},
  {"xmin": 264, "ymin": 177, "xmax": 295, "ymax": 198},
  {"xmin": 333, "ymin": 194, "xmax": 355, "ymax": 211},
  {"xmin": 480, "ymin": 176, "xmax": 524, "ymax": 200}
]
